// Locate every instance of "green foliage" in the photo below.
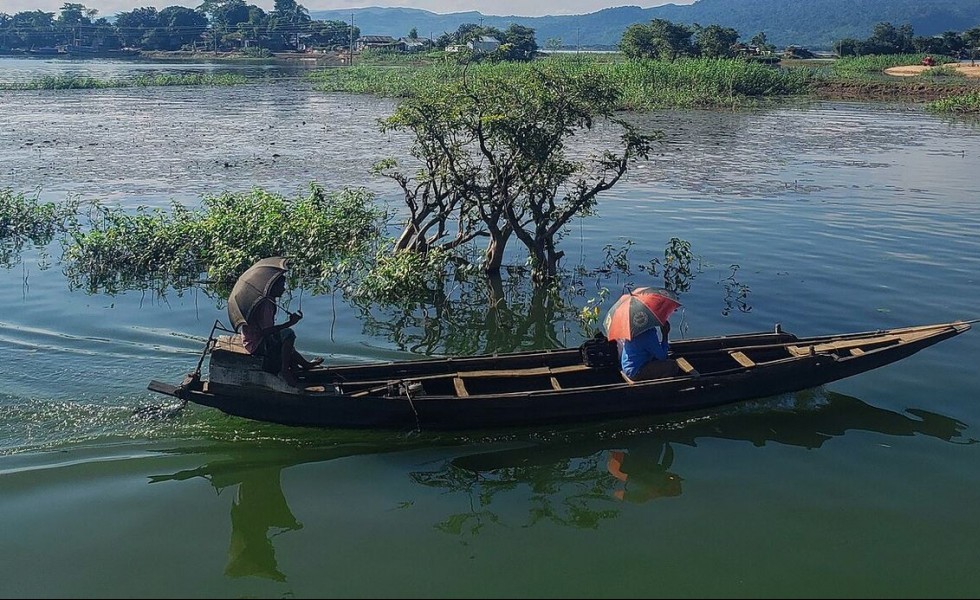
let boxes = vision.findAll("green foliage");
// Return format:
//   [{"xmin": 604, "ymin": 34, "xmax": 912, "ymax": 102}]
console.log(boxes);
[
  {"xmin": 311, "ymin": 54, "xmax": 812, "ymax": 112},
  {"xmin": 695, "ymin": 24, "xmax": 740, "ymax": 59},
  {"xmin": 610, "ymin": 58, "xmax": 812, "ymax": 109},
  {"xmin": 916, "ymin": 65, "xmax": 966, "ymax": 79},
  {"xmin": 620, "ymin": 19, "xmax": 693, "ymax": 61},
  {"xmin": 0, "ymin": 73, "xmax": 247, "ymax": 90},
  {"xmin": 354, "ymin": 248, "xmax": 450, "ymax": 306},
  {"xmin": 378, "ymin": 60, "xmax": 655, "ymax": 282},
  {"xmin": 721, "ymin": 265, "xmax": 752, "ymax": 316},
  {"xmin": 830, "ymin": 53, "xmax": 954, "ymax": 77},
  {"xmin": 131, "ymin": 73, "xmax": 248, "ymax": 86},
  {"xmin": 927, "ymin": 91, "xmax": 980, "ymax": 114},
  {"xmin": 639, "ymin": 237, "xmax": 699, "ymax": 293},
  {"xmin": 0, "ymin": 189, "xmax": 77, "ymax": 267},
  {"xmin": 62, "ymin": 184, "xmax": 385, "ymax": 294}
]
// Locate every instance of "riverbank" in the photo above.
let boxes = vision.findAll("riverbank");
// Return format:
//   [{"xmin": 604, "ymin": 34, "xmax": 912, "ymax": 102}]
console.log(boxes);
[
  {"xmin": 811, "ymin": 79, "xmax": 980, "ymax": 102},
  {"xmin": 137, "ymin": 49, "xmax": 346, "ymax": 65}
]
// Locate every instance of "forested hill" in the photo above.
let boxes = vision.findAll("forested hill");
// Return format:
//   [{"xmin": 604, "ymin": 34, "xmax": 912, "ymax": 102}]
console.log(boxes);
[{"xmin": 311, "ymin": 0, "xmax": 980, "ymax": 50}]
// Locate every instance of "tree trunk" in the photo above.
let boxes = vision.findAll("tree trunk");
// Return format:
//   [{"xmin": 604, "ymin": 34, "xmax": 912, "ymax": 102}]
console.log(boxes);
[{"xmin": 484, "ymin": 234, "xmax": 505, "ymax": 278}]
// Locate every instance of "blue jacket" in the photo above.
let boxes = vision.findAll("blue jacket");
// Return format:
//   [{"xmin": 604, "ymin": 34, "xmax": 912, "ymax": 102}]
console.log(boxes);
[{"xmin": 620, "ymin": 327, "xmax": 669, "ymax": 379}]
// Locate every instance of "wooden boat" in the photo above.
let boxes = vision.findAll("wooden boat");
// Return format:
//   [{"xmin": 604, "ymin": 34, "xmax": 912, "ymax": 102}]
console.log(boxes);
[{"xmin": 148, "ymin": 320, "xmax": 973, "ymax": 430}]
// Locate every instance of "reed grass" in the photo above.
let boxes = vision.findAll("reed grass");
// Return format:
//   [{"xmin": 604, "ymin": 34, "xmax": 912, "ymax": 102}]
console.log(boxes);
[{"xmin": 310, "ymin": 55, "xmax": 812, "ymax": 109}]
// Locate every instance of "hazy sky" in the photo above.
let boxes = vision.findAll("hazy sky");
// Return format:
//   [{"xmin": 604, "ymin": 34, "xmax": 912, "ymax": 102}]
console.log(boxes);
[{"xmin": 3, "ymin": 1, "xmax": 696, "ymax": 18}]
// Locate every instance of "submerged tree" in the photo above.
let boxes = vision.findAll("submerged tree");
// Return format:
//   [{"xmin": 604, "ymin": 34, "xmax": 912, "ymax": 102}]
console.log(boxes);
[{"xmin": 376, "ymin": 63, "xmax": 655, "ymax": 283}]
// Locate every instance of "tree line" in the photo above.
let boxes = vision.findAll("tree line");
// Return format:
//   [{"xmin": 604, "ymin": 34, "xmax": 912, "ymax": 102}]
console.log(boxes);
[
  {"xmin": 619, "ymin": 17, "xmax": 980, "ymax": 60},
  {"xmin": 835, "ymin": 21, "xmax": 980, "ymax": 57},
  {"xmin": 0, "ymin": 1, "xmax": 357, "ymax": 52}
]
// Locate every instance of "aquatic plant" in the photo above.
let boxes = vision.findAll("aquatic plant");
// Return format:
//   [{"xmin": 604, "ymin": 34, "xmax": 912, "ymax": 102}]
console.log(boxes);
[
  {"xmin": 0, "ymin": 189, "xmax": 77, "ymax": 267},
  {"xmin": 927, "ymin": 90, "xmax": 980, "ymax": 114},
  {"xmin": 62, "ymin": 184, "xmax": 385, "ymax": 295},
  {"xmin": 0, "ymin": 73, "xmax": 247, "ymax": 90}
]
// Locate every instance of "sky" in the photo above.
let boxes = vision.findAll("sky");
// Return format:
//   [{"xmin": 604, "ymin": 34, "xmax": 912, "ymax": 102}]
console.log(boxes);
[{"xmin": 2, "ymin": 1, "xmax": 696, "ymax": 18}]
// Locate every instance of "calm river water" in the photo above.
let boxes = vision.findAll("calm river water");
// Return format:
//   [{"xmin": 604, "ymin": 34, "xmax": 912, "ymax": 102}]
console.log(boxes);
[{"xmin": 1, "ymin": 58, "xmax": 979, "ymax": 598}]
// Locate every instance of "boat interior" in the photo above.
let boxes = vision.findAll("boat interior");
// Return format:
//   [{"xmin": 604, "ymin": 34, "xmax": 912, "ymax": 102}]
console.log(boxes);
[{"xmin": 205, "ymin": 325, "xmax": 945, "ymax": 398}]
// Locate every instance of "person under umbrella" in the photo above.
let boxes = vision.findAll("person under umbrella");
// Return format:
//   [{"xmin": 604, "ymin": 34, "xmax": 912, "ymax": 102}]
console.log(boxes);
[
  {"xmin": 228, "ymin": 257, "xmax": 322, "ymax": 388},
  {"xmin": 603, "ymin": 287, "xmax": 681, "ymax": 382}
]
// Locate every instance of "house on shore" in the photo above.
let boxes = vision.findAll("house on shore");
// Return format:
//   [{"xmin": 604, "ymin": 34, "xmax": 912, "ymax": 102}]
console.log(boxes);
[
  {"xmin": 468, "ymin": 36, "xmax": 501, "ymax": 53},
  {"xmin": 356, "ymin": 35, "xmax": 399, "ymax": 51}
]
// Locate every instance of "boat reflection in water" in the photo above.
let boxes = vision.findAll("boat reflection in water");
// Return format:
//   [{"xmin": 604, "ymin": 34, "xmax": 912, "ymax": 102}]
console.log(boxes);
[
  {"xmin": 607, "ymin": 445, "xmax": 682, "ymax": 503},
  {"xmin": 148, "ymin": 390, "xmax": 974, "ymax": 580},
  {"xmin": 412, "ymin": 389, "xmax": 974, "ymax": 532}
]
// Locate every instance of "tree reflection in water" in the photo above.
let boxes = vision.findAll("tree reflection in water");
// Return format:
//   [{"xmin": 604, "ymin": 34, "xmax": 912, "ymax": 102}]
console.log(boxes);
[
  {"xmin": 352, "ymin": 240, "xmax": 743, "ymax": 357},
  {"xmin": 148, "ymin": 391, "xmax": 975, "ymax": 578}
]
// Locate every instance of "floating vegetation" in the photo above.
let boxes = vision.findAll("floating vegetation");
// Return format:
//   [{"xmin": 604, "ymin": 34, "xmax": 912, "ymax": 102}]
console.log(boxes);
[
  {"xmin": 0, "ymin": 73, "xmax": 248, "ymax": 90},
  {"xmin": 62, "ymin": 184, "xmax": 386, "ymax": 295},
  {"xmin": 0, "ymin": 189, "xmax": 77, "ymax": 267},
  {"xmin": 927, "ymin": 90, "xmax": 980, "ymax": 114}
]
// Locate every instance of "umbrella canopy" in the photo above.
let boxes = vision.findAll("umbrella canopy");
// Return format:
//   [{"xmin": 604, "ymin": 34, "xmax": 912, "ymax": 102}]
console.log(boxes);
[
  {"xmin": 227, "ymin": 257, "xmax": 289, "ymax": 331},
  {"xmin": 602, "ymin": 287, "xmax": 681, "ymax": 341}
]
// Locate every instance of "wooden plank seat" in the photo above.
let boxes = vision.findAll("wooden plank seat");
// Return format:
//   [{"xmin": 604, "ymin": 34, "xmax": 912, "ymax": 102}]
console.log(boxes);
[
  {"xmin": 675, "ymin": 356, "xmax": 698, "ymax": 375},
  {"xmin": 730, "ymin": 351, "xmax": 756, "ymax": 368}
]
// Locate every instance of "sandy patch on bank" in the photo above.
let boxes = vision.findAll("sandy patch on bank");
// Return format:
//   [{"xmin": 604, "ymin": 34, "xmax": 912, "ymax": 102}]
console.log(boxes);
[{"xmin": 884, "ymin": 64, "xmax": 980, "ymax": 78}]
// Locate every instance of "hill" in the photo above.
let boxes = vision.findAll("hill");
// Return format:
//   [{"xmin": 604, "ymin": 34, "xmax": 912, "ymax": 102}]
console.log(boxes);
[{"xmin": 311, "ymin": 0, "xmax": 980, "ymax": 50}]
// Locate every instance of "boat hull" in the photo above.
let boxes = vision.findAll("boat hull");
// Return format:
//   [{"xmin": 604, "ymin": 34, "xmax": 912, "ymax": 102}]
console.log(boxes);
[{"xmin": 149, "ymin": 322, "xmax": 971, "ymax": 430}]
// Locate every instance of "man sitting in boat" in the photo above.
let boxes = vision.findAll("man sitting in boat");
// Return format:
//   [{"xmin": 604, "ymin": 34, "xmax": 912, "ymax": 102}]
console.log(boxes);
[
  {"xmin": 619, "ymin": 320, "xmax": 679, "ymax": 381},
  {"xmin": 240, "ymin": 275, "xmax": 322, "ymax": 387}
]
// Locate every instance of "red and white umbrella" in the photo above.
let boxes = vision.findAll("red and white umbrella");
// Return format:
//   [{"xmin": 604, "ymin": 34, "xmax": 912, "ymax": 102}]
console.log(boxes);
[{"xmin": 602, "ymin": 287, "xmax": 681, "ymax": 341}]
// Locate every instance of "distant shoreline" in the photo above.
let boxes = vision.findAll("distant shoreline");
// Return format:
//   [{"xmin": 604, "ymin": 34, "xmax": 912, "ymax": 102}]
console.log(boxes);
[{"xmin": 138, "ymin": 50, "xmax": 346, "ymax": 65}]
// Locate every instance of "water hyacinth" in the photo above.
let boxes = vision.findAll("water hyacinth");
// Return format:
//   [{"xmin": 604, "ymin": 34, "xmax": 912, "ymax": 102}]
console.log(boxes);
[{"xmin": 927, "ymin": 90, "xmax": 980, "ymax": 114}]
